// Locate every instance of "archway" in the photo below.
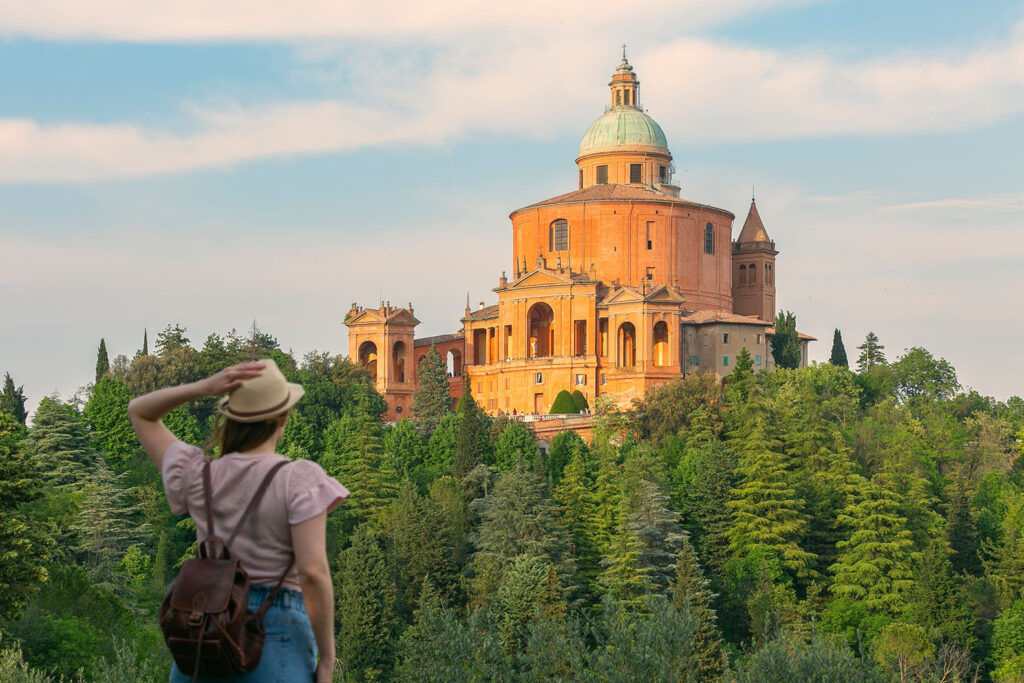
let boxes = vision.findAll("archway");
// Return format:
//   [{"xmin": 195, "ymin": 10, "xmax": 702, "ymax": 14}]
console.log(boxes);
[
  {"xmin": 618, "ymin": 322, "xmax": 636, "ymax": 368},
  {"xmin": 653, "ymin": 321, "xmax": 668, "ymax": 367},
  {"xmin": 528, "ymin": 302, "xmax": 555, "ymax": 358},
  {"xmin": 392, "ymin": 341, "xmax": 406, "ymax": 383},
  {"xmin": 358, "ymin": 341, "xmax": 378, "ymax": 378},
  {"xmin": 447, "ymin": 349, "xmax": 462, "ymax": 377}
]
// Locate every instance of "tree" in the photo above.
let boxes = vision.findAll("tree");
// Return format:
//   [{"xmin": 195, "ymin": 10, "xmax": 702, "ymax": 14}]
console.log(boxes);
[
  {"xmin": 571, "ymin": 390, "xmax": 589, "ymax": 412},
  {"xmin": 550, "ymin": 390, "xmax": 577, "ymax": 414},
  {"xmin": 553, "ymin": 451, "xmax": 601, "ymax": 597},
  {"xmin": 670, "ymin": 540, "xmax": 726, "ymax": 679},
  {"xmin": 597, "ymin": 494, "xmax": 647, "ymax": 605},
  {"xmin": 889, "ymin": 346, "xmax": 960, "ymax": 402},
  {"xmin": 993, "ymin": 600, "xmax": 1024, "ymax": 677},
  {"xmin": 136, "ymin": 328, "xmax": 148, "ymax": 358},
  {"xmin": 454, "ymin": 380, "xmax": 489, "ymax": 478},
  {"xmin": 0, "ymin": 413, "xmax": 51, "ymax": 620},
  {"xmin": 154, "ymin": 324, "xmax": 190, "ymax": 355},
  {"xmin": 631, "ymin": 374, "xmax": 722, "ymax": 448},
  {"xmin": 674, "ymin": 436, "xmax": 737, "ymax": 578},
  {"xmin": 630, "ymin": 479, "xmax": 688, "ymax": 594},
  {"xmin": 729, "ymin": 630, "xmax": 885, "ymax": 682},
  {"xmin": 946, "ymin": 478, "xmax": 981, "ymax": 576},
  {"xmin": 0, "ymin": 373, "xmax": 28, "ymax": 425},
  {"xmin": 727, "ymin": 400, "xmax": 815, "ymax": 579},
  {"xmin": 491, "ymin": 555, "xmax": 553, "ymax": 650},
  {"xmin": 546, "ymin": 430, "xmax": 588, "ymax": 488},
  {"xmin": 335, "ymin": 524, "xmax": 397, "ymax": 679},
  {"xmin": 492, "ymin": 420, "xmax": 539, "ymax": 473},
  {"xmin": 903, "ymin": 539, "xmax": 976, "ymax": 650},
  {"xmin": 830, "ymin": 328, "xmax": 848, "ymax": 367},
  {"xmin": 95, "ymin": 338, "xmax": 109, "ymax": 383},
  {"xmin": 770, "ymin": 310, "xmax": 802, "ymax": 370},
  {"xmin": 25, "ymin": 397, "xmax": 102, "ymax": 488},
  {"xmin": 321, "ymin": 415, "xmax": 397, "ymax": 530},
  {"xmin": 830, "ymin": 478, "xmax": 917, "ymax": 615},
  {"xmin": 856, "ymin": 331, "xmax": 887, "ymax": 373},
  {"xmin": 83, "ymin": 376, "xmax": 138, "ymax": 472},
  {"xmin": 413, "ymin": 345, "xmax": 450, "ymax": 434},
  {"xmin": 873, "ymin": 622, "xmax": 934, "ymax": 682},
  {"xmin": 731, "ymin": 347, "xmax": 755, "ymax": 380}
]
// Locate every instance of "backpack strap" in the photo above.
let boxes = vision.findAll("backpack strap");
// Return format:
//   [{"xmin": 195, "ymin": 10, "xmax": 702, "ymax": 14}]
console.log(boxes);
[{"xmin": 255, "ymin": 555, "xmax": 296, "ymax": 620}]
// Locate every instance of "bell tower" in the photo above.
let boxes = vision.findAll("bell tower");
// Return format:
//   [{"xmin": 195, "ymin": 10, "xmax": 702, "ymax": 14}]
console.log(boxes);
[
  {"xmin": 345, "ymin": 301, "xmax": 419, "ymax": 420},
  {"xmin": 731, "ymin": 198, "xmax": 778, "ymax": 322}
]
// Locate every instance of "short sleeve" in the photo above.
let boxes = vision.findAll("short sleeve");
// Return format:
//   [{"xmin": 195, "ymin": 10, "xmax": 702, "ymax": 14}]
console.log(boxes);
[
  {"xmin": 162, "ymin": 441, "xmax": 206, "ymax": 515},
  {"xmin": 286, "ymin": 459, "xmax": 350, "ymax": 526}
]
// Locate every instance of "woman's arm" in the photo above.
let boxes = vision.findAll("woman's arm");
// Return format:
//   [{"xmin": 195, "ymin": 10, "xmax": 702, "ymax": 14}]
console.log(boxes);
[
  {"xmin": 127, "ymin": 361, "xmax": 264, "ymax": 471},
  {"xmin": 292, "ymin": 511, "xmax": 336, "ymax": 683}
]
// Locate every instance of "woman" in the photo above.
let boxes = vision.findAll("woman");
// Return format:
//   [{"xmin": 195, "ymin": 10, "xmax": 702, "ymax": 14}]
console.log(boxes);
[{"xmin": 128, "ymin": 359, "xmax": 346, "ymax": 683}]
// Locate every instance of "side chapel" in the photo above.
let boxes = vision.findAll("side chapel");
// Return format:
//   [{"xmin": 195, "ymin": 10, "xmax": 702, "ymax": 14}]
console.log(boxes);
[{"xmin": 346, "ymin": 55, "xmax": 813, "ymax": 420}]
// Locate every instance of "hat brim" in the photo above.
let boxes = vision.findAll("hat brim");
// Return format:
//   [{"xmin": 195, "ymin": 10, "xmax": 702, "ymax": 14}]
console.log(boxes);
[{"xmin": 217, "ymin": 383, "xmax": 305, "ymax": 423}]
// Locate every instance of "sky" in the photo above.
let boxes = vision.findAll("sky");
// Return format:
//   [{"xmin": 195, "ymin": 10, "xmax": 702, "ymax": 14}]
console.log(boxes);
[{"xmin": 1, "ymin": 0, "xmax": 1022, "ymax": 411}]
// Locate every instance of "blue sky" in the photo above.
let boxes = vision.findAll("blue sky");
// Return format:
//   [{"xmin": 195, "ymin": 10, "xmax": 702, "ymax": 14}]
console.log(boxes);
[{"xmin": 1, "ymin": 0, "xmax": 1022, "ymax": 408}]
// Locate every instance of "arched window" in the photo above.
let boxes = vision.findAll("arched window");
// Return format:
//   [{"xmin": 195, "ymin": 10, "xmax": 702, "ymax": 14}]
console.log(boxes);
[
  {"xmin": 392, "ymin": 341, "xmax": 406, "ymax": 383},
  {"xmin": 528, "ymin": 302, "xmax": 555, "ymax": 358},
  {"xmin": 446, "ymin": 349, "xmax": 462, "ymax": 376},
  {"xmin": 653, "ymin": 321, "xmax": 669, "ymax": 367},
  {"xmin": 549, "ymin": 219, "xmax": 569, "ymax": 251},
  {"xmin": 748, "ymin": 262, "xmax": 756, "ymax": 283},
  {"xmin": 704, "ymin": 223, "xmax": 715, "ymax": 254},
  {"xmin": 358, "ymin": 341, "xmax": 378, "ymax": 378},
  {"xmin": 738, "ymin": 264, "xmax": 747, "ymax": 284},
  {"xmin": 618, "ymin": 322, "xmax": 636, "ymax": 368}
]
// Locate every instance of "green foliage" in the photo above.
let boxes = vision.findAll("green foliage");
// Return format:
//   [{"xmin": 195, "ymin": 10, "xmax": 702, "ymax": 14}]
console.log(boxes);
[
  {"xmin": 830, "ymin": 329, "xmax": 848, "ymax": 367},
  {"xmin": 670, "ymin": 540, "xmax": 726, "ymax": 678},
  {"xmin": 873, "ymin": 621, "xmax": 934, "ymax": 679},
  {"xmin": 492, "ymin": 420, "xmax": 539, "ymax": 473},
  {"xmin": 631, "ymin": 374, "xmax": 722, "ymax": 447},
  {"xmin": 95, "ymin": 339, "xmax": 109, "ymax": 384},
  {"xmin": 903, "ymin": 539, "xmax": 976, "ymax": 649},
  {"xmin": 26, "ymin": 397, "xmax": 101, "ymax": 488},
  {"xmin": 994, "ymin": 600, "xmax": 1024, "ymax": 672},
  {"xmin": 947, "ymin": 478, "xmax": 982, "ymax": 576},
  {"xmin": 1, "ymin": 373, "xmax": 29, "ymax": 425},
  {"xmin": 335, "ymin": 524, "xmax": 397, "ymax": 680},
  {"xmin": 630, "ymin": 479, "xmax": 688, "ymax": 594},
  {"xmin": 425, "ymin": 412, "xmax": 458, "ymax": 475},
  {"xmin": 732, "ymin": 347, "xmax": 755, "ymax": 380},
  {"xmin": 729, "ymin": 630, "xmax": 886, "ymax": 682},
  {"xmin": 546, "ymin": 430, "xmax": 587, "ymax": 488},
  {"xmin": 770, "ymin": 310, "xmax": 802, "ymax": 370},
  {"xmin": 83, "ymin": 377, "xmax": 138, "ymax": 471},
  {"xmin": 321, "ymin": 416, "xmax": 398, "ymax": 531},
  {"xmin": 890, "ymin": 346, "xmax": 960, "ymax": 402},
  {"xmin": 413, "ymin": 346, "xmax": 450, "ymax": 434},
  {"xmin": 570, "ymin": 390, "xmax": 589, "ymax": 412},
  {"xmin": 453, "ymin": 381, "xmax": 488, "ymax": 479},
  {"xmin": 856, "ymin": 332, "xmax": 887, "ymax": 373},
  {"xmin": 550, "ymin": 390, "xmax": 577, "ymax": 414}
]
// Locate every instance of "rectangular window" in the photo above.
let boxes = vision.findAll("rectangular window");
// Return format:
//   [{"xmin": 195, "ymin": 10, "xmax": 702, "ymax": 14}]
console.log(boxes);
[
  {"xmin": 504, "ymin": 325, "xmax": 512, "ymax": 360},
  {"xmin": 579, "ymin": 169, "xmax": 584, "ymax": 189},
  {"xmin": 756, "ymin": 333, "xmax": 763, "ymax": 344},
  {"xmin": 476, "ymin": 382, "xmax": 483, "ymax": 393},
  {"xmin": 574, "ymin": 320, "xmax": 587, "ymax": 356},
  {"xmin": 646, "ymin": 221, "xmax": 654, "ymax": 250},
  {"xmin": 646, "ymin": 267, "xmax": 654, "ymax": 281},
  {"xmin": 575, "ymin": 373, "xmax": 586, "ymax": 386},
  {"xmin": 599, "ymin": 318, "xmax": 609, "ymax": 356},
  {"xmin": 723, "ymin": 356, "xmax": 729, "ymax": 367},
  {"xmin": 596, "ymin": 165, "xmax": 608, "ymax": 184},
  {"xmin": 630, "ymin": 164, "xmax": 642, "ymax": 183},
  {"xmin": 601, "ymin": 373, "xmax": 607, "ymax": 385},
  {"xmin": 723, "ymin": 333, "xmax": 729, "ymax": 344},
  {"xmin": 756, "ymin": 355, "xmax": 762, "ymax": 367},
  {"xmin": 689, "ymin": 355, "xmax": 700, "ymax": 366},
  {"xmin": 659, "ymin": 165, "xmax": 667, "ymax": 182},
  {"xmin": 705, "ymin": 223, "xmax": 715, "ymax": 254},
  {"xmin": 535, "ymin": 372, "xmax": 543, "ymax": 384},
  {"xmin": 702, "ymin": 333, "xmax": 709, "ymax": 348}
]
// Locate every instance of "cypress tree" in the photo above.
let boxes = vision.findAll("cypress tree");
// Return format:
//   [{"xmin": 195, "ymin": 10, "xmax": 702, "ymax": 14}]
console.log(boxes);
[
  {"xmin": 856, "ymin": 332, "xmax": 886, "ymax": 372},
  {"xmin": 0, "ymin": 372, "xmax": 28, "ymax": 425},
  {"xmin": 770, "ymin": 310, "xmax": 802, "ymax": 370},
  {"xmin": 335, "ymin": 524, "xmax": 397, "ymax": 679},
  {"xmin": 454, "ymin": 380, "xmax": 488, "ymax": 478},
  {"xmin": 412, "ymin": 345, "xmax": 450, "ymax": 434},
  {"xmin": 492, "ymin": 555, "xmax": 551, "ymax": 650},
  {"xmin": 946, "ymin": 478, "xmax": 981, "ymax": 576},
  {"xmin": 829, "ymin": 329, "xmax": 848, "ymax": 367},
  {"xmin": 670, "ymin": 540, "xmax": 726, "ymax": 679},
  {"xmin": 95, "ymin": 338, "xmax": 109, "ymax": 383},
  {"xmin": 830, "ymin": 477, "xmax": 917, "ymax": 615},
  {"xmin": 151, "ymin": 530, "xmax": 168, "ymax": 590},
  {"xmin": 141, "ymin": 329, "xmax": 149, "ymax": 357}
]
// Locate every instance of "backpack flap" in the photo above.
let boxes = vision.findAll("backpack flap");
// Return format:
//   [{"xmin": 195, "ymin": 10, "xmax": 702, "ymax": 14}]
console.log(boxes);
[{"xmin": 170, "ymin": 558, "xmax": 240, "ymax": 616}]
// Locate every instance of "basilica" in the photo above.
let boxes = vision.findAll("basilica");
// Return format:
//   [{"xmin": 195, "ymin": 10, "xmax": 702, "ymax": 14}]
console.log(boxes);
[{"xmin": 346, "ymin": 55, "xmax": 813, "ymax": 420}]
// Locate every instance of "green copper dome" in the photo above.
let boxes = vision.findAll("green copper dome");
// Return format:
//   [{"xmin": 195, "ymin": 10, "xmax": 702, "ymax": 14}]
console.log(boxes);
[{"xmin": 578, "ymin": 106, "xmax": 668, "ymax": 155}]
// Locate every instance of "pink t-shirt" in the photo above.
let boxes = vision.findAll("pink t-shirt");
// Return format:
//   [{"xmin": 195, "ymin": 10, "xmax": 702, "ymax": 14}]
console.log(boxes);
[{"xmin": 162, "ymin": 441, "xmax": 349, "ymax": 591}]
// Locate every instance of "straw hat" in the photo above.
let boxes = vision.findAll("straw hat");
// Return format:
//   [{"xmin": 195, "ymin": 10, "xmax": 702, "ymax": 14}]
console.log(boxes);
[{"xmin": 217, "ymin": 358, "xmax": 305, "ymax": 423}]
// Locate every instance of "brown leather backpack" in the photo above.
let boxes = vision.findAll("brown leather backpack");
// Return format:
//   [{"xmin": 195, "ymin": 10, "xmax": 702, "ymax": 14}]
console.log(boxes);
[{"xmin": 159, "ymin": 459, "xmax": 293, "ymax": 681}]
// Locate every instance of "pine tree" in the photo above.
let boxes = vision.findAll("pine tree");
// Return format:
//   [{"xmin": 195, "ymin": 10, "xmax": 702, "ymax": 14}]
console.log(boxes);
[
  {"xmin": 674, "ymin": 439, "xmax": 737, "ymax": 579},
  {"xmin": 413, "ymin": 345, "xmax": 450, "ymax": 434},
  {"xmin": 630, "ymin": 479, "xmax": 688, "ymax": 594},
  {"xmin": 553, "ymin": 451, "xmax": 601, "ymax": 597},
  {"xmin": 454, "ymin": 380, "xmax": 489, "ymax": 478},
  {"xmin": 982, "ymin": 486, "xmax": 1024, "ymax": 603},
  {"xmin": 770, "ymin": 310, "xmax": 802, "ymax": 370},
  {"xmin": 492, "ymin": 554, "xmax": 551, "ymax": 650},
  {"xmin": 597, "ymin": 494, "xmax": 647, "ymax": 605},
  {"xmin": 903, "ymin": 539, "xmax": 976, "ymax": 649},
  {"xmin": 830, "ymin": 477, "xmax": 917, "ymax": 615},
  {"xmin": 0, "ymin": 413, "xmax": 51, "ymax": 619},
  {"xmin": 732, "ymin": 347, "xmax": 755, "ymax": 380},
  {"xmin": 469, "ymin": 467, "xmax": 576, "ymax": 607},
  {"xmin": 727, "ymin": 400, "xmax": 815, "ymax": 579},
  {"xmin": 95, "ymin": 338, "xmax": 109, "ymax": 383},
  {"xmin": 829, "ymin": 329, "xmax": 848, "ymax": 367},
  {"xmin": 25, "ymin": 397, "xmax": 102, "ymax": 488},
  {"xmin": 335, "ymin": 524, "xmax": 397, "ymax": 679},
  {"xmin": 0, "ymin": 373, "xmax": 28, "ymax": 425},
  {"xmin": 424, "ymin": 412, "xmax": 459, "ymax": 475},
  {"xmin": 670, "ymin": 540, "xmax": 726, "ymax": 679},
  {"xmin": 321, "ymin": 415, "xmax": 398, "ymax": 529},
  {"xmin": 546, "ymin": 430, "xmax": 588, "ymax": 488},
  {"xmin": 856, "ymin": 331, "xmax": 886, "ymax": 373},
  {"xmin": 83, "ymin": 376, "xmax": 138, "ymax": 472},
  {"xmin": 946, "ymin": 478, "xmax": 981, "ymax": 576}
]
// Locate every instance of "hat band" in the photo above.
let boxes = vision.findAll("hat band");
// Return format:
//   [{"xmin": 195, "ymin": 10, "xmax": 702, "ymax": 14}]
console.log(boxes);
[{"xmin": 223, "ymin": 392, "xmax": 291, "ymax": 419}]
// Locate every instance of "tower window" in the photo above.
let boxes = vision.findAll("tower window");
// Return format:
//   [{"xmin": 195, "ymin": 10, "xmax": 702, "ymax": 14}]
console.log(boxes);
[
  {"xmin": 579, "ymin": 169, "xmax": 583, "ymax": 189},
  {"xmin": 646, "ymin": 221, "xmax": 654, "ymax": 249},
  {"xmin": 738, "ymin": 264, "xmax": 747, "ymax": 284},
  {"xmin": 549, "ymin": 219, "xmax": 569, "ymax": 251},
  {"xmin": 748, "ymin": 263, "xmax": 756, "ymax": 283},
  {"xmin": 596, "ymin": 165, "xmax": 608, "ymax": 184},
  {"xmin": 630, "ymin": 164, "xmax": 642, "ymax": 184},
  {"xmin": 659, "ymin": 165, "xmax": 667, "ymax": 183},
  {"xmin": 704, "ymin": 223, "xmax": 715, "ymax": 254}
]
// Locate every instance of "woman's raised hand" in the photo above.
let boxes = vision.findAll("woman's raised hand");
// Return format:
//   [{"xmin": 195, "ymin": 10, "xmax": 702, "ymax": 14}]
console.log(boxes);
[{"xmin": 203, "ymin": 361, "xmax": 266, "ymax": 396}]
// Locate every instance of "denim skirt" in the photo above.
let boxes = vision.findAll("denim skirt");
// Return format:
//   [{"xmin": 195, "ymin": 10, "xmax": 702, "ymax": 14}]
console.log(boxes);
[{"xmin": 169, "ymin": 586, "xmax": 316, "ymax": 683}]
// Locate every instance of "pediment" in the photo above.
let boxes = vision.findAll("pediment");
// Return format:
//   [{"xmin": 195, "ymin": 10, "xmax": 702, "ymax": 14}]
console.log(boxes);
[
  {"xmin": 508, "ymin": 268, "xmax": 576, "ymax": 289},
  {"xmin": 601, "ymin": 286, "xmax": 645, "ymax": 305},
  {"xmin": 644, "ymin": 285, "xmax": 686, "ymax": 304},
  {"xmin": 345, "ymin": 308, "xmax": 420, "ymax": 327}
]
